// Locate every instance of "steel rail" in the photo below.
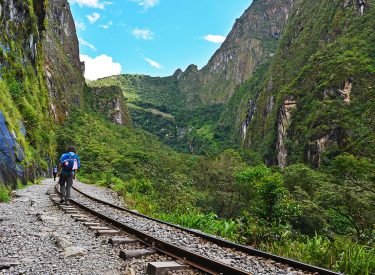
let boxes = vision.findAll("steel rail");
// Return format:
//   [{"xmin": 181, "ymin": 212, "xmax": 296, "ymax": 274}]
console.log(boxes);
[
  {"xmin": 71, "ymin": 185, "xmax": 341, "ymax": 275},
  {"xmin": 56, "ymin": 185, "xmax": 248, "ymax": 274}
]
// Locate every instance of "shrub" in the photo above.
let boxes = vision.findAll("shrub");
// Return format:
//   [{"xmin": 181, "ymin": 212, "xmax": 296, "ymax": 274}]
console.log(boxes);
[{"xmin": 0, "ymin": 184, "xmax": 10, "ymax": 202}]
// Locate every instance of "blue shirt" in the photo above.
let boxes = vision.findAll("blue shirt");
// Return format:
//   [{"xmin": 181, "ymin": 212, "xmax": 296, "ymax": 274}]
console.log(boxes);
[{"xmin": 60, "ymin": 152, "xmax": 81, "ymax": 175}]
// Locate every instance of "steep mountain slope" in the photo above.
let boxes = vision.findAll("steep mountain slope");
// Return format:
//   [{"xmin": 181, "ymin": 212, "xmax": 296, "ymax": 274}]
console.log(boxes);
[
  {"xmin": 1, "ymin": 0, "xmax": 53, "ymax": 185},
  {"xmin": 236, "ymin": 0, "xmax": 375, "ymax": 167},
  {"xmin": 178, "ymin": 0, "xmax": 293, "ymax": 107},
  {"xmin": 42, "ymin": 0, "xmax": 86, "ymax": 122},
  {"xmin": 91, "ymin": 0, "xmax": 294, "ymax": 152},
  {"xmin": 89, "ymin": 0, "xmax": 375, "ymax": 169},
  {"xmin": 0, "ymin": 0, "xmax": 175, "ymax": 186},
  {"xmin": 0, "ymin": 0, "xmax": 85, "ymax": 185},
  {"xmin": 89, "ymin": 74, "xmax": 185, "ymax": 149},
  {"xmin": 90, "ymin": 73, "xmax": 227, "ymax": 153}
]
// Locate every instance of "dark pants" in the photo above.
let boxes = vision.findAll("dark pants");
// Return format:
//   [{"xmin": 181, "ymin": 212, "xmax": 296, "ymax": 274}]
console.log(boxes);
[
  {"xmin": 59, "ymin": 174, "xmax": 73, "ymax": 201},
  {"xmin": 53, "ymin": 173, "xmax": 57, "ymax": 181}
]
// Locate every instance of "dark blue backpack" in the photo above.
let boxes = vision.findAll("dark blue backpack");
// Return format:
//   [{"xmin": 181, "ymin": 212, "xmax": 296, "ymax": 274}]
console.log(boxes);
[{"xmin": 62, "ymin": 153, "xmax": 75, "ymax": 172}]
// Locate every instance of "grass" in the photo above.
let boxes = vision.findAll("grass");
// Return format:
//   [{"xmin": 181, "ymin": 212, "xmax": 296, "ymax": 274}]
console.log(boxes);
[
  {"xmin": 263, "ymin": 236, "xmax": 375, "ymax": 275},
  {"xmin": 0, "ymin": 184, "xmax": 10, "ymax": 202},
  {"xmin": 16, "ymin": 180, "xmax": 25, "ymax": 190}
]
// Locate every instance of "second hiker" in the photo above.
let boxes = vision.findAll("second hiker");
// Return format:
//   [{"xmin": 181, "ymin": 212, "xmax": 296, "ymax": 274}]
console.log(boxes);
[{"xmin": 53, "ymin": 165, "xmax": 58, "ymax": 181}]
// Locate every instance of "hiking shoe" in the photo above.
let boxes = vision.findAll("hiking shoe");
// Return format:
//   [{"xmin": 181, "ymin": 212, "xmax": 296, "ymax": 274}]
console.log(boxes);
[
  {"xmin": 65, "ymin": 200, "xmax": 70, "ymax": 205},
  {"xmin": 59, "ymin": 199, "xmax": 65, "ymax": 204}
]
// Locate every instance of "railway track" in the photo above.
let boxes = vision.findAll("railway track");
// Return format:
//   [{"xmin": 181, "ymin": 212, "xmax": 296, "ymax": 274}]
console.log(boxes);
[{"xmin": 51, "ymin": 183, "xmax": 341, "ymax": 275}]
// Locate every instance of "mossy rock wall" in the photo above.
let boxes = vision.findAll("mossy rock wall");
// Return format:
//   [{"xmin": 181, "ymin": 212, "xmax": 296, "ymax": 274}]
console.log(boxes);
[
  {"xmin": 0, "ymin": 0, "xmax": 85, "ymax": 186},
  {"xmin": 237, "ymin": 0, "xmax": 375, "ymax": 166}
]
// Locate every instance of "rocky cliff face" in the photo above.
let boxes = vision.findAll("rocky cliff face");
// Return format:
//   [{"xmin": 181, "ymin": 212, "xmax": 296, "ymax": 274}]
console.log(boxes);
[
  {"xmin": 88, "ymin": 86, "xmax": 132, "ymax": 127},
  {"xmin": 239, "ymin": 0, "xmax": 375, "ymax": 167},
  {"xmin": 43, "ymin": 0, "xmax": 85, "ymax": 122},
  {"xmin": 84, "ymin": 0, "xmax": 375, "ymax": 167},
  {"xmin": 88, "ymin": 0, "xmax": 294, "ymax": 152},
  {"xmin": 0, "ymin": 0, "xmax": 85, "ymax": 186},
  {"xmin": 178, "ymin": 0, "xmax": 294, "ymax": 107},
  {"xmin": 0, "ymin": 112, "xmax": 25, "ymax": 185},
  {"xmin": 276, "ymin": 98, "xmax": 296, "ymax": 168}
]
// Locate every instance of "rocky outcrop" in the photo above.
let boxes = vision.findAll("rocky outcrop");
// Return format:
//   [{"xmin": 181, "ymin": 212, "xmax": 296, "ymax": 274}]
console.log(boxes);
[
  {"xmin": 241, "ymin": 98, "xmax": 258, "ymax": 141},
  {"xmin": 89, "ymin": 86, "xmax": 132, "ymax": 127},
  {"xmin": 0, "ymin": 0, "xmax": 45, "ymax": 186},
  {"xmin": 0, "ymin": 0, "xmax": 85, "ymax": 186},
  {"xmin": 306, "ymin": 128, "xmax": 347, "ymax": 168},
  {"xmin": 307, "ymin": 134, "xmax": 332, "ymax": 168},
  {"xmin": 339, "ymin": 78, "xmax": 353, "ymax": 104},
  {"xmin": 0, "ymin": 112, "xmax": 25, "ymax": 186},
  {"xmin": 0, "ymin": 0, "xmax": 39, "ymax": 66},
  {"xmin": 323, "ymin": 78, "xmax": 353, "ymax": 103},
  {"xmin": 178, "ymin": 0, "xmax": 294, "ymax": 107},
  {"xmin": 173, "ymin": 69, "xmax": 183, "ymax": 79},
  {"xmin": 276, "ymin": 98, "xmax": 296, "ymax": 168},
  {"xmin": 43, "ymin": 0, "xmax": 85, "ymax": 122},
  {"xmin": 263, "ymin": 96, "xmax": 275, "ymax": 118},
  {"xmin": 177, "ymin": 65, "xmax": 202, "ymax": 107}
]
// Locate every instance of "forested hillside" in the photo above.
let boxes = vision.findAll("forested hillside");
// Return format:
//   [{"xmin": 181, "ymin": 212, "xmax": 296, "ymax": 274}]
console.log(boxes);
[
  {"xmin": 86, "ymin": 1, "xmax": 374, "ymax": 273},
  {"xmin": 237, "ymin": 0, "xmax": 375, "ymax": 168},
  {"xmin": 0, "ymin": 0, "xmax": 374, "ymax": 273}
]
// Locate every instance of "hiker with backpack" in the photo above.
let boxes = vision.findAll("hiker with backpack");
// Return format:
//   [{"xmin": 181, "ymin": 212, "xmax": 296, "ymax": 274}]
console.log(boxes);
[
  {"xmin": 58, "ymin": 146, "xmax": 81, "ymax": 205},
  {"xmin": 53, "ymin": 165, "xmax": 58, "ymax": 181}
]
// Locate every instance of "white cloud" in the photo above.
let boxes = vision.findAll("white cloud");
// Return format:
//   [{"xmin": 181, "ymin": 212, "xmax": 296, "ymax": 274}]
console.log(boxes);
[
  {"xmin": 99, "ymin": 20, "xmax": 113, "ymax": 29},
  {"xmin": 132, "ymin": 28, "xmax": 154, "ymax": 40},
  {"xmin": 132, "ymin": 0, "xmax": 159, "ymax": 10},
  {"xmin": 203, "ymin": 34, "xmax": 226, "ymax": 44},
  {"xmin": 144, "ymin": 58, "xmax": 163, "ymax": 69},
  {"xmin": 79, "ymin": 38, "xmax": 96, "ymax": 51},
  {"xmin": 80, "ymin": 54, "xmax": 122, "ymax": 80},
  {"xmin": 69, "ymin": 0, "xmax": 111, "ymax": 9},
  {"xmin": 75, "ymin": 21, "xmax": 86, "ymax": 31},
  {"xmin": 87, "ymin": 12, "xmax": 101, "ymax": 24}
]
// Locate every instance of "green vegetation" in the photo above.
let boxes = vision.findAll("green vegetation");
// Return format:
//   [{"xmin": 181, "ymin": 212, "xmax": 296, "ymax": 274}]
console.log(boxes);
[
  {"xmin": 0, "ymin": 184, "xmax": 10, "ymax": 203},
  {"xmin": 90, "ymin": 75, "xmax": 228, "ymax": 153},
  {"xmin": 73, "ymin": 4, "xmax": 374, "ymax": 274},
  {"xmin": 234, "ymin": 0, "xmax": 375, "ymax": 165},
  {"xmin": 0, "ymin": 0, "xmax": 56, "ymax": 174},
  {"xmin": 57, "ymin": 110, "xmax": 193, "ymax": 201},
  {"xmin": 263, "ymin": 236, "xmax": 374, "ymax": 275},
  {"xmin": 1, "ymin": 0, "xmax": 373, "ymax": 274},
  {"xmin": 58, "ymin": 108, "xmax": 374, "ymax": 273},
  {"xmin": 90, "ymin": 74, "xmax": 185, "ymax": 114}
]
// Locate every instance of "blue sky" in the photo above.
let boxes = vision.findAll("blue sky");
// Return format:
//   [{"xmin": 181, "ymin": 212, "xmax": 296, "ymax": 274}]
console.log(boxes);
[{"xmin": 69, "ymin": 0, "xmax": 252, "ymax": 80}]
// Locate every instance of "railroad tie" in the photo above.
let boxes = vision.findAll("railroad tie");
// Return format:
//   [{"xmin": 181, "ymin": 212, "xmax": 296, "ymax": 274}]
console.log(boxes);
[
  {"xmin": 119, "ymin": 249, "xmax": 156, "ymax": 260},
  {"xmin": 49, "ymin": 195, "xmax": 60, "ymax": 202},
  {"xmin": 46, "ymin": 189, "xmax": 56, "ymax": 195},
  {"xmin": 109, "ymin": 237, "xmax": 138, "ymax": 246},
  {"xmin": 83, "ymin": 222, "xmax": 101, "ymax": 227},
  {"xmin": 60, "ymin": 206, "xmax": 77, "ymax": 211},
  {"xmin": 88, "ymin": 226, "xmax": 110, "ymax": 231},
  {"xmin": 75, "ymin": 217, "xmax": 92, "ymax": 222},
  {"xmin": 96, "ymin": 229, "xmax": 120, "ymax": 237},
  {"xmin": 50, "ymin": 199, "xmax": 62, "ymax": 205},
  {"xmin": 146, "ymin": 262, "xmax": 188, "ymax": 275},
  {"xmin": 71, "ymin": 214, "xmax": 89, "ymax": 219},
  {"xmin": 0, "ymin": 258, "xmax": 20, "ymax": 270},
  {"xmin": 64, "ymin": 209, "xmax": 79, "ymax": 214}
]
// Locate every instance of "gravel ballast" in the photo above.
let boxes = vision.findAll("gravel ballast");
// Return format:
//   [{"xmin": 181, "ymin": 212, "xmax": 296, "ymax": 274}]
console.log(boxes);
[{"xmin": 0, "ymin": 179, "xmax": 124, "ymax": 275}]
